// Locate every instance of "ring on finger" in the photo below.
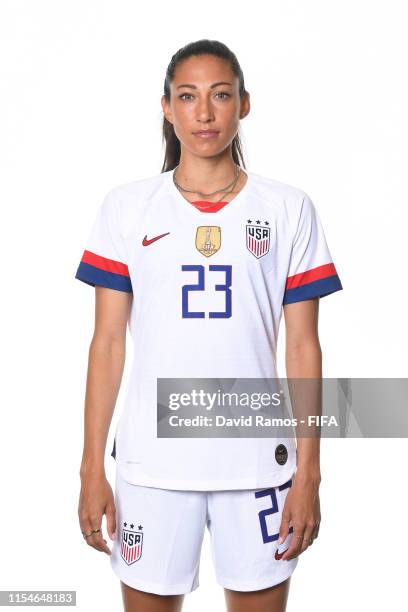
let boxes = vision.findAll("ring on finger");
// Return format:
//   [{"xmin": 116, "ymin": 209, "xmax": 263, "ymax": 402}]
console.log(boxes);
[{"xmin": 81, "ymin": 528, "xmax": 102, "ymax": 540}]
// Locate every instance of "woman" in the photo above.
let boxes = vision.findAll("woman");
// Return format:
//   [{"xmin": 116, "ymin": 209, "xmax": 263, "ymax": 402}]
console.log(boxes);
[{"xmin": 76, "ymin": 39, "xmax": 342, "ymax": 612}]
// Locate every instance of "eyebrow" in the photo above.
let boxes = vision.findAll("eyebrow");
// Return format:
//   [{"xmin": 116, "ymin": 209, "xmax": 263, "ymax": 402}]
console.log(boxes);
[{"xmin": 176, "ymin": 81, "xmax": 233, "ymax": 89}]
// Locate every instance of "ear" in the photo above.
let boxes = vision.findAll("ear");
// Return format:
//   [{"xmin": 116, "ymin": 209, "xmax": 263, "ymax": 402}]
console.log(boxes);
[
  {"xmin": 239, "ymin": 91, "xmax": 251, "ymax": 120},
  {"xmin": 161, "ymin": 95, "xmax": 173, "ymax": 124}
]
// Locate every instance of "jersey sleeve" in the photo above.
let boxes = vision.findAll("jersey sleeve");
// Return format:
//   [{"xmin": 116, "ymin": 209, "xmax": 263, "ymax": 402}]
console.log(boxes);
[
  {"xmin": 282, "ymin": 193, "xmax": 342, "ymax": 305},
  {"xmin": 74, "ymin": 188, "xmax": 133, "ymax": 293}
]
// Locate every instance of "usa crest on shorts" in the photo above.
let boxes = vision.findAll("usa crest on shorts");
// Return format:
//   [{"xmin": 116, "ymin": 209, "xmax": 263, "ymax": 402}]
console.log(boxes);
[
  {"xmin": 246, "ymin": 221, "xmax": 270, "ymax": 258},
  {"xmin": 120, "ymin": 523, "xmax": 143, "ymax": 565}
]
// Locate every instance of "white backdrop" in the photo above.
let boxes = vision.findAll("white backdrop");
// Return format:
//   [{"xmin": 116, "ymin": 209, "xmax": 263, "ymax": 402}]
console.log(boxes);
[{"xmin": 1, "ymin": 1, "xmax": 407, "ymax": 610}]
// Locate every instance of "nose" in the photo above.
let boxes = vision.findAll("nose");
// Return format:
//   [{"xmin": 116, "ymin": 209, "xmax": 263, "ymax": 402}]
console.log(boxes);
[{"xmin": 196, "ymin": 96, "xmax": 214, "ymax": 122}]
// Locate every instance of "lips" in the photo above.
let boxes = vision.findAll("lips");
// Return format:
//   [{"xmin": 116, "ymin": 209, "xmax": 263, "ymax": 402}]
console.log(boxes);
[{"xmin": 193, "ymin": 130, "xmax": 220, "ymax": 139}]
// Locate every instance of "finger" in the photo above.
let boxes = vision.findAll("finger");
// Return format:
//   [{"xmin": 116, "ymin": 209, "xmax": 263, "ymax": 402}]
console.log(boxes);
[
  {"xmin": 299, "ymin": 524, "xmax": 315, "ymax": 553},
  {"xmin": 106, "ymin": 501, "xmax": 117, "ymax": 541},
  {"xmin": 81, "ymin": 513, "xmax": 110, "ymax": 555},
  {"xmin": 79, "ymin": 514, "xmax": 93, "ymax": 540},
  {"xmin": 281, "ymin": 527, "xmax": 305, "ymax": 561},
  {"xmin": 278, "ymin": 512, "xmax": 291, "ymax": 545},
  {"xmin": 88, "ymin": 529, "xmax": 112, "ymax": 555},
  {"xmin": 308, "ymin": 520, "xmax": 320, "ymax": 544},
  {"xmin": 81, "ymin": 521, "xmax": 101, "ymax": 546},
  {"xmin": 85, "ymin": 516, "xmax": 110, "ymax": 554}
]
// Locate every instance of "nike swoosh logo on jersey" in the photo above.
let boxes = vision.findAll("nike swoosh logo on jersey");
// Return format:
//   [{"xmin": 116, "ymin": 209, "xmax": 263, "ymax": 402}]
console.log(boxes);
[
  {"xmin": 275, "ymin": 547, "xmax": 289, "ymax": 560},
  {"xmin": 142, "ymin": 232, "xmax": 170, "ymax": 246}
]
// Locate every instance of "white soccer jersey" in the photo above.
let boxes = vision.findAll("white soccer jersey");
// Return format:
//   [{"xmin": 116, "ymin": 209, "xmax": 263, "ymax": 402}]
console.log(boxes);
[{"xmin": 75, "ymin": 168, "xmax": 343, "ymax": 490}]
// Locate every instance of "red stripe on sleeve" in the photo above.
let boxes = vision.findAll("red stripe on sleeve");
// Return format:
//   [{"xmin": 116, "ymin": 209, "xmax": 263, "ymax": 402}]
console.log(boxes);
[
  {"xmin": 286, "ymin": 262, "xmax": 337, "ymax": 289},
  {"xmin": 81, "ymin": 250, "xmax": 130, "ymax": 277}
]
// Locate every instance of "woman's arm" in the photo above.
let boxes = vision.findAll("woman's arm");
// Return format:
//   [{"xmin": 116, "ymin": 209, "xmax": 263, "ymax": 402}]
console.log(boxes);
[
  {"xmin": 277, "ymin": 297, "xmax": 322, "ymax": 561},
  {"xmin": 78, "ymin": 286, "xmax": 132, "ymax": 555},
  {"xmin": 284, "ymin": 297, "xmax": 322, "ymax": 482}
]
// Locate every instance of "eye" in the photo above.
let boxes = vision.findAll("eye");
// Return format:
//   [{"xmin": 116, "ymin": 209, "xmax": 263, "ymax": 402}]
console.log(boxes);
[{"xmin": 178, "ymin": 92, "xmax": 231, "ymax": 101}]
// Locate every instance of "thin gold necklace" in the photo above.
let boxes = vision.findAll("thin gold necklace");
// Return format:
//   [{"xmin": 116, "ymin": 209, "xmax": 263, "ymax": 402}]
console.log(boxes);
[{"xmin": 173, "ymin": 164, "xmax": 242, "ymax": 205}]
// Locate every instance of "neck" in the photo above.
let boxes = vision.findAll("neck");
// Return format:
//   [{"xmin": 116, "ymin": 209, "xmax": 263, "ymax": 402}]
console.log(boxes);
[{"xmin": 175, "ymin": 154, "xmax": 239, "ymax": 193}]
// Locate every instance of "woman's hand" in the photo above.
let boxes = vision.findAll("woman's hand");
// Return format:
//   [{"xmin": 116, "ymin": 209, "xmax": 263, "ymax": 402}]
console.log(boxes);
[
  {"xmin": 78, "ymin": 472, "xmax": 117, "ymax": 555},
  {"xmin": 278, "ymin": 470, "xmax": 321, "ymax": 561}
]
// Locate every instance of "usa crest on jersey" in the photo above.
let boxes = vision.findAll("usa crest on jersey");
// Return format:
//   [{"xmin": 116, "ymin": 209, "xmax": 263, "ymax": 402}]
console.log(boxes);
[
  {"xmin": 246, "ymin": 222, "xmax": 270, "ymax": 258},
  {"xmin": 121, "ymin": 527, "xmax": 143, "ymax": 565}
]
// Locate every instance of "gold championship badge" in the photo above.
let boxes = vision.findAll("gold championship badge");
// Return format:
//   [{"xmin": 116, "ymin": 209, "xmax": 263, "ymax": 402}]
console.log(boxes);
[{"xmin": 195, "ymin": 226, "xmax": 221, "ymax": 257}]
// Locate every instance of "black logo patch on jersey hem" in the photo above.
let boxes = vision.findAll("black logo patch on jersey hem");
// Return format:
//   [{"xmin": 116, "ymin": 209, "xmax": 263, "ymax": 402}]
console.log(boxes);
[{"xmin": 275, "ymin": 444, "xmax": 288, "ymax": 465}]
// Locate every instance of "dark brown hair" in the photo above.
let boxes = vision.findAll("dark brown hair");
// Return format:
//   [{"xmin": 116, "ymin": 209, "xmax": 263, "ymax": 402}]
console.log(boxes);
[{"xmin": 161, "ymin": 39, "xmax": 248, "ymax": 173}]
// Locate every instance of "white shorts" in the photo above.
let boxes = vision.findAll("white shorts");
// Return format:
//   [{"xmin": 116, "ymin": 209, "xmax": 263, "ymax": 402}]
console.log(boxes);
[{"xmin": 110, "ymin": 468, "xmax": 299, "ymax": 595}]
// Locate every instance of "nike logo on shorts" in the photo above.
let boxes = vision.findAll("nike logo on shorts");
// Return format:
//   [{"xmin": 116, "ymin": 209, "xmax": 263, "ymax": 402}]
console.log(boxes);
[{"xmin": 275, "ymin": 548, "xmax": 289, "ymax": 560}]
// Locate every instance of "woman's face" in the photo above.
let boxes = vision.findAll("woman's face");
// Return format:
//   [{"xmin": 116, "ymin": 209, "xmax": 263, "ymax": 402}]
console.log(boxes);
[{"xmin": 162, "ymin": 54, "xmax": 250, "ymax": 159}]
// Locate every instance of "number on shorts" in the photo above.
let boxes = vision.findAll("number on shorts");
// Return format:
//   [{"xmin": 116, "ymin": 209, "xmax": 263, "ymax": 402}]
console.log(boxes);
[{"xmin": 255, "ymin": 479, "xmax": 293, "ymax": 543}]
